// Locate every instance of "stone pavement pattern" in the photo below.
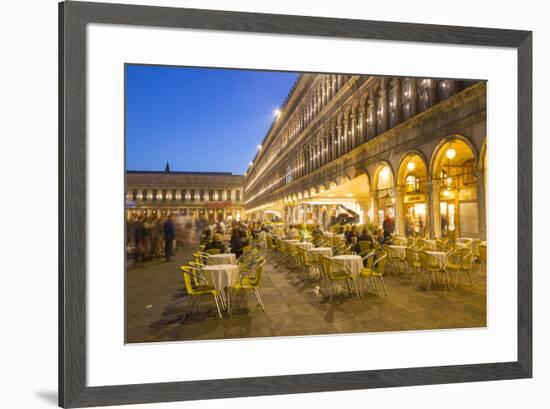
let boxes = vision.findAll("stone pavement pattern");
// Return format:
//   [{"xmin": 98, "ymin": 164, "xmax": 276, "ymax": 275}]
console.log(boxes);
[{"xmin": 126, "ymin": 245, "xmax": 486, "ymax": 343}]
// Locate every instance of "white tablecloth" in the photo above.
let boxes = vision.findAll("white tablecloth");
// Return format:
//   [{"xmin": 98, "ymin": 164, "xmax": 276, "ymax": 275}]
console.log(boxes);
[
  {"xmin": 309, "ymin": 247, "xmax": 333, "ymax": 257},
  {"xmin": 202, "ymin": 264, "xmax": 240, "ymax": 291},
  {"xmin": 387, "ymin": 245, "xmax": 406, "ymax": 259},
  {"xmin": 425, "ymin": 251, "xmax": 448, "ymax": 267},
  {"xmin": 332, "ymin": 255, "xmax": 363, "ymax": 279},
  {"xmin": 424, "ymin": 240, "xmax": 437, "ymax": 250},
  {"xmin": 208, "ymin": 253, "xmax": 237, "ymax": 265},
  {"xmin": 283, "ymin": 239, "xmax": 299, "ymax": 244},
  {"xmin": 295, "ymin": 242, "xmax": 314, "ymax": 250}
]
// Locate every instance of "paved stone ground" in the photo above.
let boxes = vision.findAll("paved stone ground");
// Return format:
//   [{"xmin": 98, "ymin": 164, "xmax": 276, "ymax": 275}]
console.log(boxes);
[{"xmin": 126, "ymin": 244, "xmax": 486, "ymax": 343}]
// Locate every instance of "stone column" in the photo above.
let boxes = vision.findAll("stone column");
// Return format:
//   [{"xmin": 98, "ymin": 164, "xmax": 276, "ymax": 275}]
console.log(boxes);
[
  {"xmin": 396, "ymin": 186, "xmax": 405, "ymax": 236},
  {"xmin": 428, "ymin": 179, "xmax": 440, "ymax": 239},
  {"xmin": 476, "ymin": 169, "xmax": 487, "ymax": 240}
]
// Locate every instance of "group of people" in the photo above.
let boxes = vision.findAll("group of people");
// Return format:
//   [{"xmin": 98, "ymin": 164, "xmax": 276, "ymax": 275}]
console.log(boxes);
[
  {"xmin": 128, "ymin": 214, "xmax": 177, "ymax": 263},
  {"xmin": 200, "ymin": 220, "xmax": 269, "ymax": 258}
]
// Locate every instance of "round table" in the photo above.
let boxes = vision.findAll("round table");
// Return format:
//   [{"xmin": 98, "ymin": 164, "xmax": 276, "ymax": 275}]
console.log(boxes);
[
  {"xmin": 295, "ymin": 242, "xmax": 314, "ymax": 250},
  {"xmin": 309, "ymin": 247, "xmax": 333, "ymax": 257},
  {"xmin": 425, "ymin": 251, "xmax": 448, "ymax": 267},
  {"xmin": 201, "ymin": 264, "xmax": 240, "ymax": 291},
  {"xmin": 208, "ymin": 253, "xmax": 237, "ymax": 265},
  {"xmin": 332, "ymin": 254, "xmax": 363, "ymax": 279},
  {"xmin": 387, "ymin": 245, "xmax": 406, "ymax": 259}
]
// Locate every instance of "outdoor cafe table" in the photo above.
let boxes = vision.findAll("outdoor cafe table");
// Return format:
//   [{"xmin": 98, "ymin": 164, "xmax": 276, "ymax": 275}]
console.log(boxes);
[
  {"xmin": 208, "ymin": 253, "xmax": 237, "ymax": 265},
  {"xmin": 332, "ymin": 254, "xmax": 363, "ymax": 280},
  {"xmin": 309, "ymin": 247, "xmax": 333, "ymax": 257},
  {"xmin": 295, "ymin": 242, "xmax": 314, "ymax": 250},
  {"xmin": 201, "ymin": 264, "xmax": 240, "ymax": 292},
  {"xmin": 387, "ymin": 245, "xmax": 406, "ymax": 259},
  {"xmin": 425, "ymin": 251, "xmax": 448, "ymax": 268}
]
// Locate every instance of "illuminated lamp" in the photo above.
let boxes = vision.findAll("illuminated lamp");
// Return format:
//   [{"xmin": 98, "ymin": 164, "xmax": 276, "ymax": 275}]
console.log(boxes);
[{"xmin": 446, "ymin": 147, "xmax": 456, "ymax": 160}]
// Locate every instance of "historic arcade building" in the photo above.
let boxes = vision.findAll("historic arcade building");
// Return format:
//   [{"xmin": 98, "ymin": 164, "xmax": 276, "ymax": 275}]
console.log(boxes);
[
  {"xmin": 126, "ymin": 164, "xmax": 245, "ymax": 222},
  {"xmin": 244, "ymin": 74, "xmax": 487, "ymax": 240}
]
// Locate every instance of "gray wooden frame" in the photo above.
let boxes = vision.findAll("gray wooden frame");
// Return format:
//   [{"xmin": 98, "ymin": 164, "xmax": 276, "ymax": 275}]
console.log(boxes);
[{"xmin": 59, "ymin": 1, "xmax": 532, "ymax": 407}]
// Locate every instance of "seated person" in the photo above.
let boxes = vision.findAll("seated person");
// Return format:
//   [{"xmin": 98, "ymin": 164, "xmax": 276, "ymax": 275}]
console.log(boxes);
[
  {"xmin": 286, "ymin": 225, "xmax": 300, "ymax": 240},
  {"xmin": 358, "ymin": 227, "xmax": 373, "ymax": 243},
  {"xmin": 311, "ymin": 224, "xmax": 324, "ymax": 240},
  {"xmin": 200, "ymin": 228, "xmax": 212, "ymax": 245},
  {"xmin": 376, "ymin": 228, "xmax": 385, "ymax": 245},
  {"xmin": 204, "ymin": 233, "xmax": 226, "ymax": 253}
]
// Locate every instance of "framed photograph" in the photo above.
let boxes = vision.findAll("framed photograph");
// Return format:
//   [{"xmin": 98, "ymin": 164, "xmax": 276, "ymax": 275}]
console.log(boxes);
[{"xmin": 59, "ymin": 1, "xmax": 532, "ymax": 407}]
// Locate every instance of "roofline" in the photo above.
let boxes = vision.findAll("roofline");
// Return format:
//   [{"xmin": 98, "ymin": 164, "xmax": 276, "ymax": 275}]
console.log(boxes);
[{"xmin": 126, "ymin": 170, "xmax": 244, "ymax": 177}]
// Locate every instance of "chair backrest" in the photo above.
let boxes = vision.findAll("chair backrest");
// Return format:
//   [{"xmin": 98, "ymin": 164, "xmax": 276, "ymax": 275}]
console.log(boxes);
[
  {"xmin": 374, "ymin": 251, "xmax": 387, "ymax": 276},
  {"xmin": 358, "ymin": 241, "xmax": 371, "ymax": 253},
  {"xmin": 242, "ymin": 245, "xmax": 253, "ymax": 254},
  {"xmin": 205, "ymin": 248, "xmax": 221, "ymax": 255},
  {"xmin": 418, "ymin": 251, "xmax": 429, "ymax": 270},
  {"xmin": 248, "ymin": 257, "xmax": 266, "ymax": 286},
  {"xmin": 461, "ymin": 249, "xmax": 473, "ymax": 269},
  {"xmin": 315, "ymin": 254, "xmax": 329, "ymax": 277},
  {"xmin": 180, "ymin": 265, "xmax": 208, "ymax": 295},
  {"xmin": 405, "ymin": 247, "xmax": 415, "ymax": 266},
  {"xmin": 363, "ymin": 250, "xmax": 376, "ymax": 270},
  {"xmin": 478, "ymin": 244, "xmax": 487, "ymax": 263}
]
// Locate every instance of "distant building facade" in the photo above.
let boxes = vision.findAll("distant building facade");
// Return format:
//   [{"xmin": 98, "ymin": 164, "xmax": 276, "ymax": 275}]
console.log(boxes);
[
  {"xmin": 244, "ymin": 74, "xmax": 487, "ymax": 240},
  {"xmin": 126, "ymin": 164, "xmax": 245, "ymax": 222}
]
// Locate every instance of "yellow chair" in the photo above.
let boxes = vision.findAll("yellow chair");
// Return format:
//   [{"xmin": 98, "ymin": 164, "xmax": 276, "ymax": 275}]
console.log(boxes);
[
  {"xmin": 204, "ymin": 248, "xmax": 221, "ymax": 255},
  {"xmin": 320, "ymin": 256, "xmax": 359, "ymax": 303},
  {"xmin": 478, "ymin": 242, "xmax": 487, "ymax": 271},
  {"xmin": 405, "ymin": 247, "xmax": 421, "ymax": 275},
  {"xmin": 231, "ymin": 257, "xmax": 266, "ymax": 313},
  {"xmin": 359, "ymin": 250, "xmax": 376, "ymax": 296},
  {"xmin": 358, "ymin": 240, "xmax": 372, "ymax": 253},
  {"xmin": 446, "ymin": 248, "xmax": 473, "ymax": 287},
  {"xmin": 371, "ymin": 251, "xmax": 388, "ymax": 297},
  {"xmin": 180, "ymin": 265, "xmax": 222, "ymax": 318},
  {"xmin": 418, "ymin": 251, "xmax": 450, "ymax": 290}
]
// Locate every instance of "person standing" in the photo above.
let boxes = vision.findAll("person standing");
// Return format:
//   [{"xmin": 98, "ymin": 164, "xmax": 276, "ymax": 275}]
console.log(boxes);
[{"xmin": 163, "ymin": 214, "xmax": 176, "ymax": 262}]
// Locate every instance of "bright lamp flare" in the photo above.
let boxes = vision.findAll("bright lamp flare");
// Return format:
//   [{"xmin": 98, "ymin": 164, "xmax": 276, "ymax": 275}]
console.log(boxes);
[
  {"xmin": 407, "ymin": 161, "xmax": 416, "ymax": 171},
  {"xmin": 274, "ymin": 108, "xmax": 281, "ymax": 117},
  {"xmin": 446, "ymin": 147, "xmax": 456, "ymax": 160},
  {"xmin": 380, "ymin": 166, "xmax": 390, "ymax": 179}
]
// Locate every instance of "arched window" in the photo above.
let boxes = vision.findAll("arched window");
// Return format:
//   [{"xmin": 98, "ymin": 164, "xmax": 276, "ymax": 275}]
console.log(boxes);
[{"xmin": 132, "ymin": 189, "xmax": 137, "ymax": 201}]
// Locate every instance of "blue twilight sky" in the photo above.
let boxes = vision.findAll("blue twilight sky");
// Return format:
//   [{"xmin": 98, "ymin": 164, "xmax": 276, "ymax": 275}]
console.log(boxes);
[{"xmin": 125, "ymin": 65, "xmax": 299, "ymax": 174}]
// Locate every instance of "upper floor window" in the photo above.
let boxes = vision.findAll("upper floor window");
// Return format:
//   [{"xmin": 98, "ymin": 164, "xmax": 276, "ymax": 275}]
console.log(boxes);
[
  {"xmin": 162, "ymin": 189, "xmax": 167, "ymax": 201},
  {"xmin": 132, "ymin": 190, "xmax": 137, "ymax": 201},
  {"xmin": 236, "ymin": 190, "xmax": 241, "ymax": 201},
  {"xmin": 152, "ymin": 189, "xmax": 158, "ymax": 202},
  {"xmin": 172, "ymin": 189, "xmax": 177, "ymax": 201}
]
